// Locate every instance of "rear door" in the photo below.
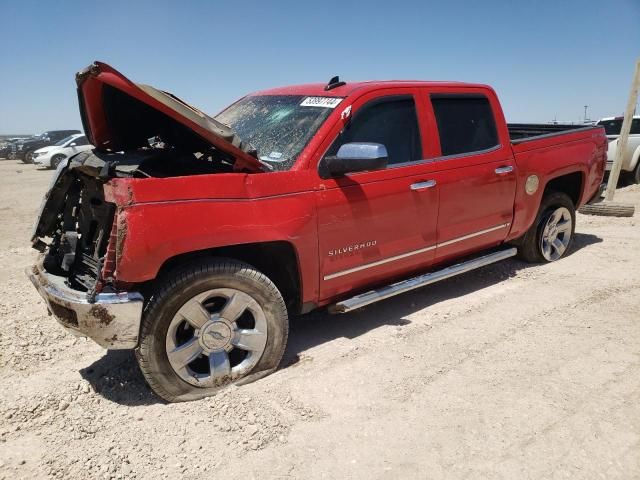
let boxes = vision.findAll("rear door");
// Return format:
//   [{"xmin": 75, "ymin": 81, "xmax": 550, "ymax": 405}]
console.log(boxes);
[
  {"xmin": 427, "ymin": 91, "xmax": 517, "ymax": 262},
  {"xmin": 315, "ymin": 89, "xmax": 441, "ymax": 301}
]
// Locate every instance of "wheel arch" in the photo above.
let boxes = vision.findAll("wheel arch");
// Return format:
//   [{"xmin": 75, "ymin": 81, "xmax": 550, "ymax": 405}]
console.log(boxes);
[
  {"xmin": 151, "ymin": 240, "xmax": 304, "ymax": 315},
  {"xmin": 50, "ymin": 153, "xmax": 66, "ymax": 168},
  {"xmin": 508, "ymin": 170, "xmax": 583, "ymax": 244},
  {"xmin": 541, "ymin": 170, "xmax": 584, "ymax": 206}
]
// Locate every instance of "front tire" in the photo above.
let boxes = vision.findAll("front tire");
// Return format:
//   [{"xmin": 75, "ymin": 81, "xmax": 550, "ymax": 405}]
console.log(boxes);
[
  {"xmin": 517, "ymin": 192, "xmax": 576, "ymax": 263},
  {"xmin": 136, "ymin": 259, "xmax": 289, "ymax": 402},
  {"xmin": 23, "ymin": 150, "xmax": 34, "ymax": 163},
  {"xmin": 50, "ymin": 154, "xmax": 65, "ymax": 169}
]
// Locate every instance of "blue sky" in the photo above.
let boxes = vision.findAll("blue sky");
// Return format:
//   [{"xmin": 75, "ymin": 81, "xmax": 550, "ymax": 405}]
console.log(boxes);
[{"xmin": 0, "ymin": 0, "xmax": 638, "ymax": 134}]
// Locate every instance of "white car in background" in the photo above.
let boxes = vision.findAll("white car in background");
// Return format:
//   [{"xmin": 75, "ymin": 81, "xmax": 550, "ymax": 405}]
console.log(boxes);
[
  {"xmin": 32, "ymin": 134, "xmax": 93, "ymax": 169},
  {"xmin": 596, "ymin": 116, "xmax": 640, "ymax": 184}
]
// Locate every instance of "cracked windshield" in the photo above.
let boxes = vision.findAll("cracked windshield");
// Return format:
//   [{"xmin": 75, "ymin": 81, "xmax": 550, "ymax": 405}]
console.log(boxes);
[{"xmin": 215, "ymin": 95, "xmax": 341, "ymax": 171}]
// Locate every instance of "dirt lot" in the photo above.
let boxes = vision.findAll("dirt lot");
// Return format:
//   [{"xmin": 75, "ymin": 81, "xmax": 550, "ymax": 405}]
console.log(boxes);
[{"xmin": 0, "ymin": 159, "xmax": 638, "ymax": 480}]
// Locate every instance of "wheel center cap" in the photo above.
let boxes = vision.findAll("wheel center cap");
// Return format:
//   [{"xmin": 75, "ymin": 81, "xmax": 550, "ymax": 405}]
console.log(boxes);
[{"xmin": 200, "ymin": 322, "xmax": 232, "ymax": 351}]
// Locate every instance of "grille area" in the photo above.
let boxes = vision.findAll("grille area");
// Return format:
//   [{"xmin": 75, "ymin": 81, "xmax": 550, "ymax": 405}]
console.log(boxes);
[{"xmin": 43, "ymin": 171, "xmax": 116, "ymax": 295}]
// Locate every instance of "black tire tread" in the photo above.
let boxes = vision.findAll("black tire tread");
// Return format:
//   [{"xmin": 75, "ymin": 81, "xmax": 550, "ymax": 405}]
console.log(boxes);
[
  {"xmin": 22, "ymin": 150, "xmax": 33, "ymax": 164},
  {"xmin": 517, "ymin": 191, "xmax": 576, "ymax": 263}
]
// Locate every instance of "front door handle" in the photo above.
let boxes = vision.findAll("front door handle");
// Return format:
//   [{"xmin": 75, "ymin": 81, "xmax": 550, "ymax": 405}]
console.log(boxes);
[
  {"xmin": 495, "ymin": 166, "xmax": 514, "ymax": 175},
  {"xmin": 410, "ymin": 180, "xmax": 437, "ymax": 191}
]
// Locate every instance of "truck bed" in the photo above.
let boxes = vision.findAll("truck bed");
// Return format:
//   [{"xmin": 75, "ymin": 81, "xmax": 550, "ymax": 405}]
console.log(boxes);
[{"xmin": 508, "ymin": 123, "xmax": 594, "ymax": 143}]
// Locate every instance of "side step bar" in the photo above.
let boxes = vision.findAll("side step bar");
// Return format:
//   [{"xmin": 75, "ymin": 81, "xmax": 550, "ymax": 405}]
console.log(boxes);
[{"xmin": 329, "ymin": 247, "xmax": 517, "ymax": 314}]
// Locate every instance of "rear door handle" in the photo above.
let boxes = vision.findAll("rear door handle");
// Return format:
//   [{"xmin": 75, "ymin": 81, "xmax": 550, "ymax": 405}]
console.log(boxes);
[
  {"xmin": 410, "ymin": 180, "xmax": 437, "ymax": 191},
  {"xmin": 495, "ymin": 166, "xmax": 513, "ymax": 174}
]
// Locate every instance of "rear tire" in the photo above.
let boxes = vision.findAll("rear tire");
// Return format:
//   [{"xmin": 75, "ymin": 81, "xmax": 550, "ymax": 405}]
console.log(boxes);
[
  {"xmin": 633, "ymin": 161, "xmax": 640, "ymax": 185},
  {"xmin": 23, "ymin": 150, "xmax": 34, "ymax": 164},
  {"xmin": 136, "ymin": 258, "xmax": 289, "ymax": 402},
  {"xmin": 517, "ymin": 192, "xmax": 576, "ymax": 263}
]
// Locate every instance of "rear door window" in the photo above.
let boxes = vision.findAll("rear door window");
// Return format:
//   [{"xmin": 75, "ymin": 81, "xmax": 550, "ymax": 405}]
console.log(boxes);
[{"xmin": 431, "ymin": 95, "xmax": 499, "ymax": 156}]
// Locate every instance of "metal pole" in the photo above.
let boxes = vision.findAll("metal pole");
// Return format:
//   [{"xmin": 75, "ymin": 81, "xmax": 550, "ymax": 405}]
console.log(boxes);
[{"xmin": 605, "ymin": 58, "xmax": 640, "ymax": 202}]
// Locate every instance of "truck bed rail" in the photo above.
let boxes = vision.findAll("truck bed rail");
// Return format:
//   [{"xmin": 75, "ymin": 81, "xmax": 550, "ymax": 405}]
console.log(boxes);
[{"xmin": 509, "ymin": 123, "xmax": 597, "ymax": 144}]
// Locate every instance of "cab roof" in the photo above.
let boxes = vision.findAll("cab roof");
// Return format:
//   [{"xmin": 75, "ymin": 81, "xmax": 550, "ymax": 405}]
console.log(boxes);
[{"xmin": 252, "ymin": 80, "xmax": 491, "ymax": 97}]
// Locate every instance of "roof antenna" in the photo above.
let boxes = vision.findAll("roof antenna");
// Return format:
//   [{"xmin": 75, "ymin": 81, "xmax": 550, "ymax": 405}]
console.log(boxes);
[{"xmin": 325, "ymin": 75, "xmax": 346, "ymax": 91}]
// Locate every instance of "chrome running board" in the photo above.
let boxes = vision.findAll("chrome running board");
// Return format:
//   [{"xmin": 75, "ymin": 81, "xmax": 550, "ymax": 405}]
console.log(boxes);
[{"xmin": 329, "ymin": 247, "xmax": 517, "ymax": 314}]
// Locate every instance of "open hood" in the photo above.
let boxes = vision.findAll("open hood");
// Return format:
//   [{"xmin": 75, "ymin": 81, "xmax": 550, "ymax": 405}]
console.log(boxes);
[{"xmin": 75, "ymin": 61, "xmax": 262, "ymax": 172}]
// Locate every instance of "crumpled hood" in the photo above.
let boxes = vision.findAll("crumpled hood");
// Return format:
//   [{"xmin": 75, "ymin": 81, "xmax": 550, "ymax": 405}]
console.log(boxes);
[{"xmin": 76, "ymin": 61, "xmax": 263, "ymax": 172}]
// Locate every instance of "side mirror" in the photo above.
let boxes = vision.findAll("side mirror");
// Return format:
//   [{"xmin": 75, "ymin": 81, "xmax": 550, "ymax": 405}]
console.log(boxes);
[
  {"xmin": 69, "ymin": 143, "xmax": 77, "ymax": 147},
  {"xmin": 319, "ymin": 142, "xmax": 388, "ymax": 179}
]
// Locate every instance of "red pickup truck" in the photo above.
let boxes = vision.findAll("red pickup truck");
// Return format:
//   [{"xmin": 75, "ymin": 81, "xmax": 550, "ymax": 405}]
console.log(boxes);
[{"xmin": 28, "ymin": 62, "xmax": 606, "ymax": 402}]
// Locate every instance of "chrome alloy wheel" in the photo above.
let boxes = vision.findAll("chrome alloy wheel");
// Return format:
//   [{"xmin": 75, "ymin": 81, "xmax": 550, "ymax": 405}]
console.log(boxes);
[
  {"xmin": 165, "ymin": 288, "xmax": 268, "ymax": 387},
  {"xmin": 540, "ymin": 206, "xmax": 572, "ymax": 261}
]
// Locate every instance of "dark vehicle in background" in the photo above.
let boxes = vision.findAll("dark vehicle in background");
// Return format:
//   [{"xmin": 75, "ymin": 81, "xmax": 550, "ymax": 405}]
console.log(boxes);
[
  {"xmin": 13, "ymin": 130, "xmax": 80, "ymax": 163},
  {"xmin": 0, "ymin": 137, "xmax": 30, "ymax": 159}
]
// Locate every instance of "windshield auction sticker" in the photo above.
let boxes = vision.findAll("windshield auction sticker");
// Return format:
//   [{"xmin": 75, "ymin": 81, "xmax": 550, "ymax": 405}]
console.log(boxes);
[{"xmin": 300, "ymin": 97, "xmax": 343, "ymax": 108}]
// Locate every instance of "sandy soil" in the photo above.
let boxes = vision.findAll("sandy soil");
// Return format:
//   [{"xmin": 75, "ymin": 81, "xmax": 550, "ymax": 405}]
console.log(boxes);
[{"xmin": 0, "ymin": 159, "xmax": 638, "ymax": 479}]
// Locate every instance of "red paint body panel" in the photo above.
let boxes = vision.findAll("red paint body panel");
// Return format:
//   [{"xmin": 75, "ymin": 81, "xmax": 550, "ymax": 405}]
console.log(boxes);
[{"xmin": 101, "ymin": 78, "xmax": 606, "ymax": 311}]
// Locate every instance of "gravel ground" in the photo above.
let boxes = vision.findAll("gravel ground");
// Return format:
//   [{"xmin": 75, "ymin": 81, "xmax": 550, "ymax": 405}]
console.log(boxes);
[{"xmin": 0, "ymin": 159, "xmax": 638, "ymax": 479}]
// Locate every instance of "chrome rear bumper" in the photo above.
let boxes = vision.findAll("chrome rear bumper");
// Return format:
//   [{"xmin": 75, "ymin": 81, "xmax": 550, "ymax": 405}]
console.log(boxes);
[{"xmin": 27, "ymin": 258, "xmax": 143, "ymax": 349}]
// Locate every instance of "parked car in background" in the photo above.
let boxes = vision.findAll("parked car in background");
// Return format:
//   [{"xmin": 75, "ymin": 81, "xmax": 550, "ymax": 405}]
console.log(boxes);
[
  {"xmin": 0, "ymin": 137, "xmax": 30, "ymax": 159},
  {"xmin": 28, "ymin": 62, "xmax": 606, "ymax": 402},
  {"xmin": 32, "ymin": 134, "xmax": 94, "ymax": 169},
  {"xmin": 596, "ymin": 116, "xmax": 640, "ymax": 183},
  {"xmin": 14, "ymin": 130, "xmax": 81, "ymax": 163}
]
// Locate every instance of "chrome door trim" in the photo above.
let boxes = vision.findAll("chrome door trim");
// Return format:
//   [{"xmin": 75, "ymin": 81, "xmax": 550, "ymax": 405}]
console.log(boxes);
[
  {"xmin": 437, "ymin": 223, "xmax": 510, "ymax": 247},
  {"xmin": 410, "ymin": 180, "xmax": 437, "ymax": 190},
  {"xmin": 323, "ymin": 223, "xmax": 510, "ymax": 281},
  {"xmin": 324, "ymin": 244, "xmax": 437, "ymax": 280}
]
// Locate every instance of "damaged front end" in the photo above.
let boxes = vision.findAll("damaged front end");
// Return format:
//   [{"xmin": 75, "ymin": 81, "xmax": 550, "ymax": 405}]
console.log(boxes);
[
  {"xmin": 32, "ymin": 153, "xmax": 116, "ymax": 297},
  {"xmin": 28, "ymin": 61, "xmax": 266, "ymax": 349},
  {"xmin": 29, "ymin": 152, "xmax": 144, "ymax": 348}
]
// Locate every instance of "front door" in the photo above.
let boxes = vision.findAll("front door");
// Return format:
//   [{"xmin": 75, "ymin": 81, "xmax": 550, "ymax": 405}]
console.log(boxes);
[{"xmin": 315, "ymin": 91, "xmax": 440, "ymax": 301}]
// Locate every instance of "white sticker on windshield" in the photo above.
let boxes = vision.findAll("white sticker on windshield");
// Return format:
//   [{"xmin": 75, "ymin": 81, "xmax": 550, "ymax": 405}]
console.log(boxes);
[{"xmin": 300, "ymin": 97, "xmax": 343, "ymax": 108}]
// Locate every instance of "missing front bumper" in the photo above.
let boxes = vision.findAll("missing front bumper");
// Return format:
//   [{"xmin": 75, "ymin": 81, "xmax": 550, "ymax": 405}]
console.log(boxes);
[{"xmin": 27, "ymin": 258, "xmax": 144, "ymax": 349}]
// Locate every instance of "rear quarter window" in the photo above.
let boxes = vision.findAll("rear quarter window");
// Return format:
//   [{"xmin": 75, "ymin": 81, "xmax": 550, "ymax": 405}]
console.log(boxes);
[{"xmin": 431, "ymin": 95, "xmax": 498, "ymax": 156}]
